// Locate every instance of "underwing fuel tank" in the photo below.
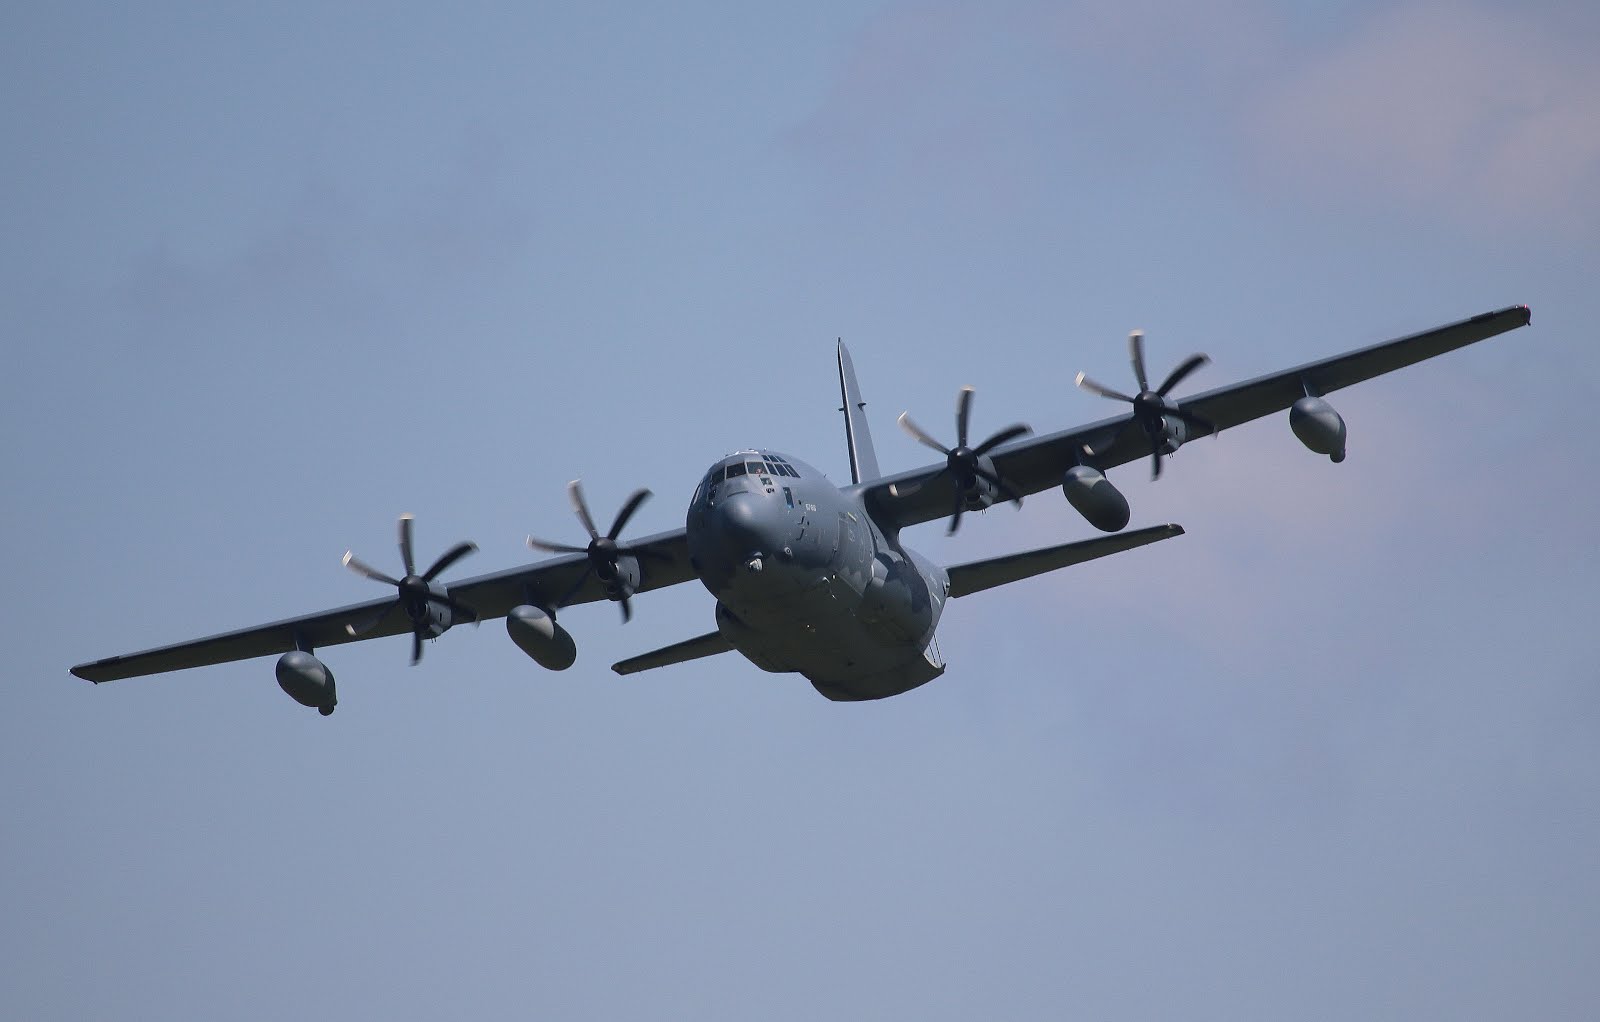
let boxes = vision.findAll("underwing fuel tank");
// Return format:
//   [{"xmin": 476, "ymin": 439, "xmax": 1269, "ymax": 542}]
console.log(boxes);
[
  {"xmin": 1062, "ymin": 465, "xmax": 1131, "ymax": 533},
  {"xmin": 1290, "ymin": 397, "xmax": 1348, "ymax": 462},
  {"xmin": 506, "ymin": 605, "xmax": 578, "ymax": 671},
  {"xmin": 276, "ymin": 651, "xmax": 337, "ymax": 715}
]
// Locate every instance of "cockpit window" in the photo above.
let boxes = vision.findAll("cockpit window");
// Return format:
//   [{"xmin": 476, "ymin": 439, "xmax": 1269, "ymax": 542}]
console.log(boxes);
[
  {"xmin": 726, "ymin": 462, "xmax": 747, "ymax": 477},
  {"xmin": 747, "ymin": 462, "xmax": 765, "ymax": 475}
]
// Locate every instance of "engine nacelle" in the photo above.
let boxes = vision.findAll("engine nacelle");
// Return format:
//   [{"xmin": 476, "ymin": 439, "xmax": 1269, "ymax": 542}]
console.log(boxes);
[
  {"xmin": 596, "ymin": 554, "xmax": 642, "ymax": 605},
  {"xmin": 506, "ymin": 605, "xmax": 578, "ymax": 671},
  {"xmin": 1062, "ymin": 465, "xmax": 1130, "ymax": 533},
  {"xmin": 1290, "ymin": 396, "xmax": 1347, "ymax": 462},
  {"xmin": 276, "ymin": 651, "xmax": 336, "ymax": 715},
  {"xmin": 961, "ymin": 460, "xmax": 1002, "ymax": 510}
]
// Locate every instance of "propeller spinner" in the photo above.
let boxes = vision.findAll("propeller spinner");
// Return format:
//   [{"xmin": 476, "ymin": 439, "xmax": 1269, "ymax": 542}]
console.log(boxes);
[
  {"xmin": 1076, "ymin": 330, "xmax": 1216, "ymax": 479},
  {"xmin": 894, "ymin": 386, "xmax": 1031, "ymax": 534},
  {"xmin": 342, "ymin": 514, "xmax": 478, "ymax": 665}
]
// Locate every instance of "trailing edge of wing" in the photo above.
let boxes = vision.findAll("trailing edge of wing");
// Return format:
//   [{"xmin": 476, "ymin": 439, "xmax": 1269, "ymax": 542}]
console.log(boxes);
[
  {"xmin": 612, "ymin": 630, "xmax": 733, "ymax": 675},
  {"xmin": 945, "ymin": 524, "xmax": 1185, "ymax": 598}
]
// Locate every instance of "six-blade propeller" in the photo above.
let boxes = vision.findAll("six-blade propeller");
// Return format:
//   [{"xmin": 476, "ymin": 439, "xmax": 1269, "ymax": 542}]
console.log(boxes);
[
  {"xmin": 1075, "ymin": 330, "xmax": 1216, "ymax": 479},
  {"xmin": 342, "ymin": 514, "xmax": 479, "ymax": 665},
  {"xmin": 527, "ymin": 481, "xmax": 666, "ymax": 623},
  {"xmin": 894, "ymin": 386, "xmax": 1031, "ymax": 534}
]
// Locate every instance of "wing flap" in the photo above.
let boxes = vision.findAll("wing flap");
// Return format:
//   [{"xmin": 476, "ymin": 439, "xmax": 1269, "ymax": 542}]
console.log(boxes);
[{"xmin": 946, "ymin": 524, "xmax": 1184, "ymax": 598}]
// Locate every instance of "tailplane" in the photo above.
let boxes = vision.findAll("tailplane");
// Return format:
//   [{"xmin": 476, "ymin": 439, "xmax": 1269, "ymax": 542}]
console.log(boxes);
[{"xmin": 836, "ymin": 340, "xmax": 881, "ymax": 484}]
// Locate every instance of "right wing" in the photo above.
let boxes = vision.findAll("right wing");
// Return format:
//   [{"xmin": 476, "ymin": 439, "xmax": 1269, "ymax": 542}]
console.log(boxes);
[{"xmin": 70, "ymin": 526, "xmax": 695, "ymax": 683}]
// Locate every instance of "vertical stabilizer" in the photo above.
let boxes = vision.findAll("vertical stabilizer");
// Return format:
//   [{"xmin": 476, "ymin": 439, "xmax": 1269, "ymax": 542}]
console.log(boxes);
[{"xmin": 836, "ymin": 340, "xmax": 881, "ymax": 484}]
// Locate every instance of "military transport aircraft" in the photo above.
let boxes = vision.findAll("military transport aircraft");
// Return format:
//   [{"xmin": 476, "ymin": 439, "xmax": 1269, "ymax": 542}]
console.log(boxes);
[{"xmin": 71, "ymin": 306, "xmax": 1532, "ymax": 714}]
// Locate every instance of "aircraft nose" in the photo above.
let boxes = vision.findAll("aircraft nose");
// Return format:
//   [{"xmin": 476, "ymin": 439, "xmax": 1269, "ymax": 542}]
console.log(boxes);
[{"xmin": 710, "ymin": 492, "xmax": 770, "ymax": 558}]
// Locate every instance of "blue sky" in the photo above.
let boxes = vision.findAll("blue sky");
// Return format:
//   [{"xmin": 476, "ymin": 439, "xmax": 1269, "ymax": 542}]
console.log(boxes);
[{"xmin": 5, "ymin": 3, "xmax": 1598, "ymax": 1018}]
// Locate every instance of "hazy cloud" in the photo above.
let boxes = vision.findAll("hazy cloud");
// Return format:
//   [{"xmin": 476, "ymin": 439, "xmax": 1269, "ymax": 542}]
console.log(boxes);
[{"xmin": 1247, "ymin": 3, "xmax": 1600, "ymax": 229}]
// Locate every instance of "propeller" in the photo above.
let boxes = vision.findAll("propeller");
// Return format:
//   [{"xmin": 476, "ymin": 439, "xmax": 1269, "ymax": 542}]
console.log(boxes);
[
  {"xmin": 1075, "ymin": 329, "xmax": 1216, "ymax": 479},
  {"xmin": 527, "ymin": 480, "xmax": 666, "ymax": 622},
  {"xmin": 894, "ymin": 386, "xmax": 1031, "ymax": 535},
  {"xmin": 342, "ymin": 514, "xmax": 478, "ymax": 665}
]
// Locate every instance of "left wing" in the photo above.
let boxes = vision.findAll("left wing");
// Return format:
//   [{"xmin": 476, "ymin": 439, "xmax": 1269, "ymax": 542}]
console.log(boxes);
[
  {"xmin": 861, "ymin": 305, "xmax": 1531, "ymax": 530},
  {"xmin": 70, "ymin": 527, "xmax": 694, "ymax": 683}
]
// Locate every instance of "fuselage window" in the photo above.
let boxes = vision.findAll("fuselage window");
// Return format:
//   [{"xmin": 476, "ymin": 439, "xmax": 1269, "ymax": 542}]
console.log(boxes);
[{"xmin": 783, "ymin": 487, "xmax": 794, "ymax": 509}]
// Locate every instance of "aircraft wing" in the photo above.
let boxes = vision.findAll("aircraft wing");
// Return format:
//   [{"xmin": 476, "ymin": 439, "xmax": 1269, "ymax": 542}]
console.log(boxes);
[
  {"xmin": 70, "ymin": 527, "xmax": 695, "ymax": 683},
  {"xmin": 861, "ymin": 305, "xmax": 1531, "ymax": 531}
]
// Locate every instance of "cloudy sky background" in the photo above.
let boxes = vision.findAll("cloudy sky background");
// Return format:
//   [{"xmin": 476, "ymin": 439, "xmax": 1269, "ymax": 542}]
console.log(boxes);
[{"xmin": 5, "ymin": 2, "xmax": 1598, "ymax": 1018}]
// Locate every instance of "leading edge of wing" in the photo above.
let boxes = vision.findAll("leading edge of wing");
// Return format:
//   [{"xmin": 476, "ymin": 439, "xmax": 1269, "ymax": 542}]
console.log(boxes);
[
  {"xmin": 860, "ymin": 305, "xmax": 1530, "ymax": 531},
  {"xmin": 71, "ymin": 526, "xmax": 696, "ymax": 683}
]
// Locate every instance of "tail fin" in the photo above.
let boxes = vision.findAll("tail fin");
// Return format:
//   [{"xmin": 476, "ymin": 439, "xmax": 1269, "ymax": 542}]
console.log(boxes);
[{"xmin": 836, "ymin": 340, "xmax": 881, "ymax": 484}]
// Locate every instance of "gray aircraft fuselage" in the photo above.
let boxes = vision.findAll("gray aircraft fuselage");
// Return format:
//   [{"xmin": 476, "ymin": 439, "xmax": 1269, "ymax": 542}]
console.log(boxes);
[{"xmin": 686, "ymin": 450, "xmax": 950, "ymax": 701}]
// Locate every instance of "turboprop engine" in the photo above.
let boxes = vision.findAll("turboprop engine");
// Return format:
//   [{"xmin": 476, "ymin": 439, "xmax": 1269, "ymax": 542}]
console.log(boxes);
[
  {"xmin": 276, "ymin": 651, "xmax": 337, "ymax": 715},
  {"xmin": 1289, "ymin": 396, "xmax": 1347, "ymax": 462},
  {"xmin": 1062, "ymin": 464, "xmax": 1131, "ymax": 533},
  {"xmin": 505, "ymin": 605, "xmax": 578, "ymax": 671},
  {"xmin": 893, "ymin": 385, "xmax": 1031, "ymax": 535}
]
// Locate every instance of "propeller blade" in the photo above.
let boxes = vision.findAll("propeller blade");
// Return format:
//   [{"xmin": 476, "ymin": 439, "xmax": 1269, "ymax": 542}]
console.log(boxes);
[
  {"xmin": 567, "ymin": 480, "xmax": 600, "ymax": 542},
  {"xmin": 422, "ymin": 540, "xmax": 477, "ymax": 582},
  {"xmin": 1157, "ymin": 353, "xmax": 1210, "ymax": 396},
  {"xmin": 1129, "ymin": 330, "xmax": 1150, "ymax": 392},
  {"xmin": 975, "ymin": 464, "xmax": 1025, "ymax": 507},
  {"xmin": 955, "ymin": 386, "xmax": 974, "ymax": 449},
  {"xmin": 411, "ymin": 632, "xmax": 424, "ymax": 666},
  {"xmin": 619, "ymin": 596, "xmax": 632, "ymax": 624},
  {"xmin": 624, "ymin": 544, "xmax": 674, "ymax": 563},
  {"xmin": 398, "ymin": 514, "xmax": 416, "ymax": 577},
  {"xmin": 425, "ymin": 590, "xmax": 479, "ymax": 623},
  {"xmin": 1075, "ymin": 372, "xmax": 1136, "ymax": 404},
  {"xmin": 1151, "ymin": 449, "xmax": 1163, "ymax": 480},
  {"xmin": 897, "ymin": 412, "xmax": 952, "ymax": 456},
  {"xmin": 1169, "ymin": 406, "xmax": 1218, "ymax": 437},
  {"xmin": 345, "ymin": 598, "xmax": 400, "ymax": 637},
  {"xmin": 947, "ymin": 492, "xmax": 966, "ymax": 535},
  {"xmin": 554, "ymin": 565, "xmax": 593, "ymax": 610},
  {"xmin": 527, "ymin": 535, "xmax": 587, "ymax": 555},
  {"xmin": 343, "ymin": 551, "xmax": 401, "ymax": 587},
  {"xmin": 972, "ymin": 423, "xmax": 1031, "ymax": 457},
  {"xmin": 608, "ymin": 488, "xmax": 652, "ymax": 541}
]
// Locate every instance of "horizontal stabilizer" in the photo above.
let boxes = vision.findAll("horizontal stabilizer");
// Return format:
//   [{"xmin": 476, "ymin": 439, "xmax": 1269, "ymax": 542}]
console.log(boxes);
[
  {"xmin": 612, "ymin": 630, "xmax": 733, "ymax": 676},
  {"xmin": 946, "ymin": 523, "xmax": 1184, "ymax": 598}
]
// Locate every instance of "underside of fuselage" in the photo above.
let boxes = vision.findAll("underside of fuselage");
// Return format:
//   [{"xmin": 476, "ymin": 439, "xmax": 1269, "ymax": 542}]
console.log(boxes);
[{"xmin": 685, "ymin": 449, "xmax": 949, "ymax": 700}]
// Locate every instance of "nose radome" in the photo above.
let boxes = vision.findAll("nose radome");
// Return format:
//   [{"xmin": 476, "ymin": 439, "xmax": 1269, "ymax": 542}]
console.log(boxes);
[{"xmin": 711, "ymin": 492, "xmax": 770, "ymax": 557}]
